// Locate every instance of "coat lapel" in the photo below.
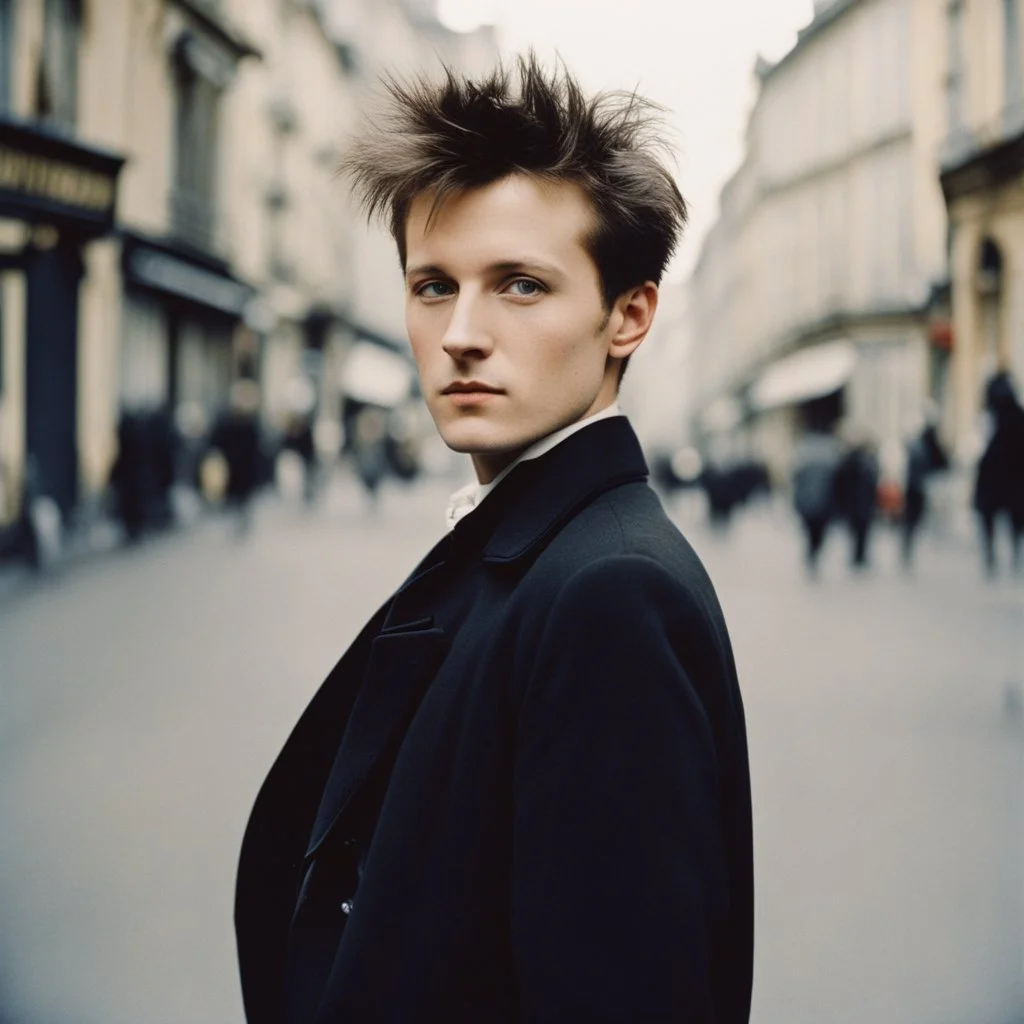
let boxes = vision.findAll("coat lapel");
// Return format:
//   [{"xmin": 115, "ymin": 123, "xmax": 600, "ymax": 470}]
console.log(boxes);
[
  {"xmin": 304, "ymin": 551, "xmax": 452, "ymax": 858},
  {"xmin": 301, "ymin": 419, "xmax": 649, "ymax": 860}
]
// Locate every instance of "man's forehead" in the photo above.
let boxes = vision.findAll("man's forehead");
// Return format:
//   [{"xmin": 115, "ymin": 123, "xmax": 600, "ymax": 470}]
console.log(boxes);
[{"xmin": 404, "ymin": 175, "xmax": 595, "ymax": 265}]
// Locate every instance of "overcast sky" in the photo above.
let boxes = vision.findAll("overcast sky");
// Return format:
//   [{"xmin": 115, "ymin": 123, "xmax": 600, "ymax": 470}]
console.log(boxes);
[{"xmin": 436, "ymin": 0, "xmax": 815, "ymax": 279}]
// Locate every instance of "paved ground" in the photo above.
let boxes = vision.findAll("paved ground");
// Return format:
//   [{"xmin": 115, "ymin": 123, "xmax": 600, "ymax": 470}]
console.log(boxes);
[{"xmin": 0, "ymin": 471, "xmax": 1021, "ymax": 1024}]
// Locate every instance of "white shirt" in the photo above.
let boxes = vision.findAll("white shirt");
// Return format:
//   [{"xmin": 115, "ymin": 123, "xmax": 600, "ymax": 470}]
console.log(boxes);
[{"xmin": 444, "ymin": 403, "xmax": 624, "ymax": 531}]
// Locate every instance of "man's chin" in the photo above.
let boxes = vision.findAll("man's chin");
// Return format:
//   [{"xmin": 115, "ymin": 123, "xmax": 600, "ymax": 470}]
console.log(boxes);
[
  {"xmin": 442, "ymin": 438, "xmax": 525, "ymax": 457},
  {"xmin": 438, "ymin": 425, "xmax": 532, "ymax": 457}
]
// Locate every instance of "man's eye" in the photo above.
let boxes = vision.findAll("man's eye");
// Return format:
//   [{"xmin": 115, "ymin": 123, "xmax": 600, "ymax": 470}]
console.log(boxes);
[
  {"xmin": 416, "ymin": 281, "xmax": 454, "ymax": 298},
  {"xmin": 505, "ymin": 278, "xmax": 544, "ymax": 297}
]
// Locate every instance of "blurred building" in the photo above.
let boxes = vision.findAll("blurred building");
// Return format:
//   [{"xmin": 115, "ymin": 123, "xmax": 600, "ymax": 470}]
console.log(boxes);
[
  {"xmin": 221, "ymin": 0, "xmax": 364, "ymax": 443},
  {"xmin": 0, "ymin": 0, "xmax": 494, "ymax": 558},
  {"xmin": 939, "ymin": 0, "xmax": 1024, "ymax": 460},
  {"xmin": 620, "ymin": 280, "xmax": 694, "ymax": 458},
  {"xmin": 0, "ymin": 0, "xmax": 130, "ymax": 538},
  {"xmin": 316, "ymin": 0, "xmax": 497, "ymax": 350},
  {"xmin": 688, "ymin": 0, "xmax": 950, "ymax": 480}
]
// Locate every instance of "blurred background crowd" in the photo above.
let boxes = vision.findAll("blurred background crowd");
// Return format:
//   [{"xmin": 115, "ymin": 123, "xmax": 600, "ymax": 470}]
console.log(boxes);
[
  {"xmin": 0, "ymin": 2, "xmax": 1021, "ymax": 1024},
  {"xmin": 0, "ymin": 0, "xmax": 1019, "ymax": 579}
]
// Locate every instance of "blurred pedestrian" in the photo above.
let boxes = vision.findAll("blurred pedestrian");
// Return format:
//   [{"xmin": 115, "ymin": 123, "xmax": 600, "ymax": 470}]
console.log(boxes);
[
  {"xmin": 833, "ymin": 430, "xmax": 880, "ymax": 570},
  {"xmin": 109, "ymin": 411, "xmax": 147, "ymax": 541},
  {"xmin": 351, "ymin": 404, "xmax": 389, "ymax": 508},
  {"xmin": 209, "ymin": 381, "xmax": 262, "ymax": 536},
  {"xmin": 702, "ymin": 460, "xmax": 738, "ymax": 528},
  {"xmin": 283, "ymin": 412, "xmax": 318, "ymax": 504},
  {"xmin": 792, "ymin": 428, "xmax": 841, "ymax": 575},
  {"xmin": 108, "ymin": 408, "xmax": 176, "ymax": 541},
  {"xmin": 19, "ymin": 455, "xmax": 63, "ymax": 569},
  {"xmin": 148, "ymin": 408, "xmax": 178, "ymax": 526},
  {"xmin": 901, "ymin": 417, "xmax": 949, "ymax": 568},
  {"xmin": 236, "ymin": 56, "xmax": 753, "ymax": 1024},
  {"xmin": 974, "ymin": 372, "xmax": 1024, "ymax": 576},
  {"xmin": 384, "ymin": 403, "xmax": 423, "ymax": 483}
]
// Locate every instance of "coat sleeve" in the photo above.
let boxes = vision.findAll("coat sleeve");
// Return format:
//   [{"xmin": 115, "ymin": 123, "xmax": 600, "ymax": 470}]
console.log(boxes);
[{"xmin": 511, "ymin": 554, "xmax": 729, "ymax": 1023}]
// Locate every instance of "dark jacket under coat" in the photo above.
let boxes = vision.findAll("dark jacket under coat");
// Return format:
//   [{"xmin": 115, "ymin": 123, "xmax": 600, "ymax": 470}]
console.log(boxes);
[{"xmin": 235, "ymin": 417, "xmax": 754, "ymax": 1023}]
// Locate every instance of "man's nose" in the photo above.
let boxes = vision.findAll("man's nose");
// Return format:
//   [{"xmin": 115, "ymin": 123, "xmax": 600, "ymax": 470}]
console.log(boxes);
[{"xmin": 441, "ymin": 292, "xmax": 493, "ymax": 361}]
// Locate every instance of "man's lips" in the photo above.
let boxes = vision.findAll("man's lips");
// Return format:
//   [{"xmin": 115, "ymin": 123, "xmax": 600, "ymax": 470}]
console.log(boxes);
[{"xmin": 441, "ymin": 381, "xmax": 505, "ymax": 395}]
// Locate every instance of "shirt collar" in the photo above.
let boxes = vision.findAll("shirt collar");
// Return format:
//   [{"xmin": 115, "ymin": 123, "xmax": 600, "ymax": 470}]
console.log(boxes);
[{"xmin": 444, "ymin": 402, "xmax": 623, "ymax": 531}]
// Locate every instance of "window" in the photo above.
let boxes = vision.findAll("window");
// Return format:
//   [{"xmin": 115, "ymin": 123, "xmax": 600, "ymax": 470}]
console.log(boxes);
[
  {"xmin": 946, "ymin": 0, "xmax": 965, "ymax": 134},
  {"xmin": 37, "ymin": 0, "xmax": 81, "ymax": 129},
  {"xmin": 1005, "ymin": 0, "xmax": 1022, "ymax": 110},
  {"xmin": 171, "ymin": 33, "xmax": 227, "ymax": 251},
  {"xmin": 0, "ymin": 0, "xmax": 13, "ymax": 114}
]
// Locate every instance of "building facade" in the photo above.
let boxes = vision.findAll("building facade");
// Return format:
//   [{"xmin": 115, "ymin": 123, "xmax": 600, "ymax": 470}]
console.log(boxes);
[
  {"xmin": 0, "ymin": 0, "xmax": 129, "ymax": 534},
  {"xmin": 316, "ymin": 0, "xmax": 498, "ymax": 348},
  {"xmin": 939, "ymin": 0, "xmax": 1024, "ymax": 460},
  {"xmin": 688, "ymin": 0, "xmax": 950, "ymax": 480},
  {"xmin": 0, "ymin": 0, "xmax": 495, "ymax": 557},
  {"xmin": 0, "ymin": 0, "xmax": 264, "ymax": 548}
]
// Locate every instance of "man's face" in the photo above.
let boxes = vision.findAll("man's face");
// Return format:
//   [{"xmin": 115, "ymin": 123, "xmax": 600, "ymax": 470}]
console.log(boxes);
[{"xmin": 404, "ymin": 174, "xmax": 638, "ymax": 483}]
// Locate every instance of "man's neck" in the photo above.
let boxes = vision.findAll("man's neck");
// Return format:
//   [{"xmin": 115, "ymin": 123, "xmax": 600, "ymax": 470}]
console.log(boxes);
[
  {"xmin": 445, "ymin": 402, "xmax": 625, "ymax": 532},
  {"xmin": 472, "ymin": 401, "xmax": 623, "ymax": 489}
]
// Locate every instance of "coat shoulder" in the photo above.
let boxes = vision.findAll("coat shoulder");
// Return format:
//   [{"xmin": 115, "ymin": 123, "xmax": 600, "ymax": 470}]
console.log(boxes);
[
  {"xmin": 502, "ymin": 482, "xmax": 736, "ymax": 693},
  {"xmin": 497, "ymin": 480, "xmax": 746, "ymax": 777},
  {"xmin": 526, "ymin": 481, "xmax": 721, "ymax": 610}
]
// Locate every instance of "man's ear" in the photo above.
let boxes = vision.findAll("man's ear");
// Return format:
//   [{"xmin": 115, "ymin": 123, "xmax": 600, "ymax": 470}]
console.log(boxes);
[{"xmin": 608, "ymin": 282, "xmax": 659, "ymax": 360}]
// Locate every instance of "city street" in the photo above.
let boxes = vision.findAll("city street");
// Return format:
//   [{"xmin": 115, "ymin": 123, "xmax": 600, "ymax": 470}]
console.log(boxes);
[{"xmin": 1, "ymin": 472, "xmax": 1021, "ymax": 1024}]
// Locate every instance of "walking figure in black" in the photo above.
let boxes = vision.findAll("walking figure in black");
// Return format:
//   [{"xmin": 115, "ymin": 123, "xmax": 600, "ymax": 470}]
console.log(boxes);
[
  {"xmin": 209, "ymin": 381, "xmax": 262, "ymax": 536},
  {"xmin": 833, "ymin": 431, "xmax": 879, "ymax": 571},
  {"xmin": 974, "ymin": 371, "xmax": 1024, "ymax": 576},
  {"xmin": 901, "ymin": 417, "xmax": 949, "ymax": 568},
  {"xmin": 792, "ymin": 427, "xmax": 841, "ymax": 575}
]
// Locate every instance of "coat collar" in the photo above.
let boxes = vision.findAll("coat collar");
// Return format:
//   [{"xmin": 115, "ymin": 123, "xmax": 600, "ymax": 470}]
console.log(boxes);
[
  {"xmin": 302, "ymin": 417, "xmax": 648, "ymax": 859},
  {"xmin": 450, "ymin": 415, "xmax": 649, "ymax": 565}
]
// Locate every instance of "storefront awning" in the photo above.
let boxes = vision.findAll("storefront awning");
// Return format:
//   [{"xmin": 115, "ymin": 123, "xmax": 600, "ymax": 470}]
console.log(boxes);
[
  {"xmin": 339, "ymin": 341, "xmax": 415, "ymax": 408},
  {"xmin": 121, "ymin": 230, "xmax": 254, "ymax": 318},
  {"xmin": 748, "ymin": 340, "xmax": 857, "ymax": 412}
]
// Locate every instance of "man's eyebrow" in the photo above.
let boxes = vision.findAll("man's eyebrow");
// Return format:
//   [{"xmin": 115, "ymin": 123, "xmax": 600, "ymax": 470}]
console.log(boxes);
[
  {"xmin": 405, "ymin": 263, "xmax": 446, "ymax": 280},
  {"xmin": 405, "ymin": 259, "xmax": 564, "ymax": 280},
  {"xmin": 487, "ymin": 259, "xmax": 564, "ymax": 278}
]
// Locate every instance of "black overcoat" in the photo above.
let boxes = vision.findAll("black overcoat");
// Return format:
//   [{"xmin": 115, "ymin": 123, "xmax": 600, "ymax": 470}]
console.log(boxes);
[{"xmin": 235, "ymin": 418, "xmax": 754, "ymax": 1023}]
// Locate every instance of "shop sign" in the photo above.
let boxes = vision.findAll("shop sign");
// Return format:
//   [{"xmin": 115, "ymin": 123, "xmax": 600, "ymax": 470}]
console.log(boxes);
[
  {"xmin": 0, "ymin": 146, "xmax": 115, "ymax": 213},
  {"xmin": 0, "ymin": 118, "xmax": 124, "ymax": 232}
]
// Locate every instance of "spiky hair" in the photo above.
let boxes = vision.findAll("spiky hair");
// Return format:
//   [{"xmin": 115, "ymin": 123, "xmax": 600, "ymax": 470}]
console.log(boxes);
[{"xmin": 340, "ymin": 53, "xmax": 687, "ymax": 306}]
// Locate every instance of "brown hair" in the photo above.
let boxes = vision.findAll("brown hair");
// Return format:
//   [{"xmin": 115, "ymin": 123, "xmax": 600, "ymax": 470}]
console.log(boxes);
[{"xmin": 340, "ymin": 53, "xmax": 687, "ymax": 308}]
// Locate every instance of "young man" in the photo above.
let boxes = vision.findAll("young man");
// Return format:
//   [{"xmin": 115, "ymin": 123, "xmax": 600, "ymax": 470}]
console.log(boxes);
[{"xmin": 235, "ymin": 56, "xmax": 753, "ymax": 1023}]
